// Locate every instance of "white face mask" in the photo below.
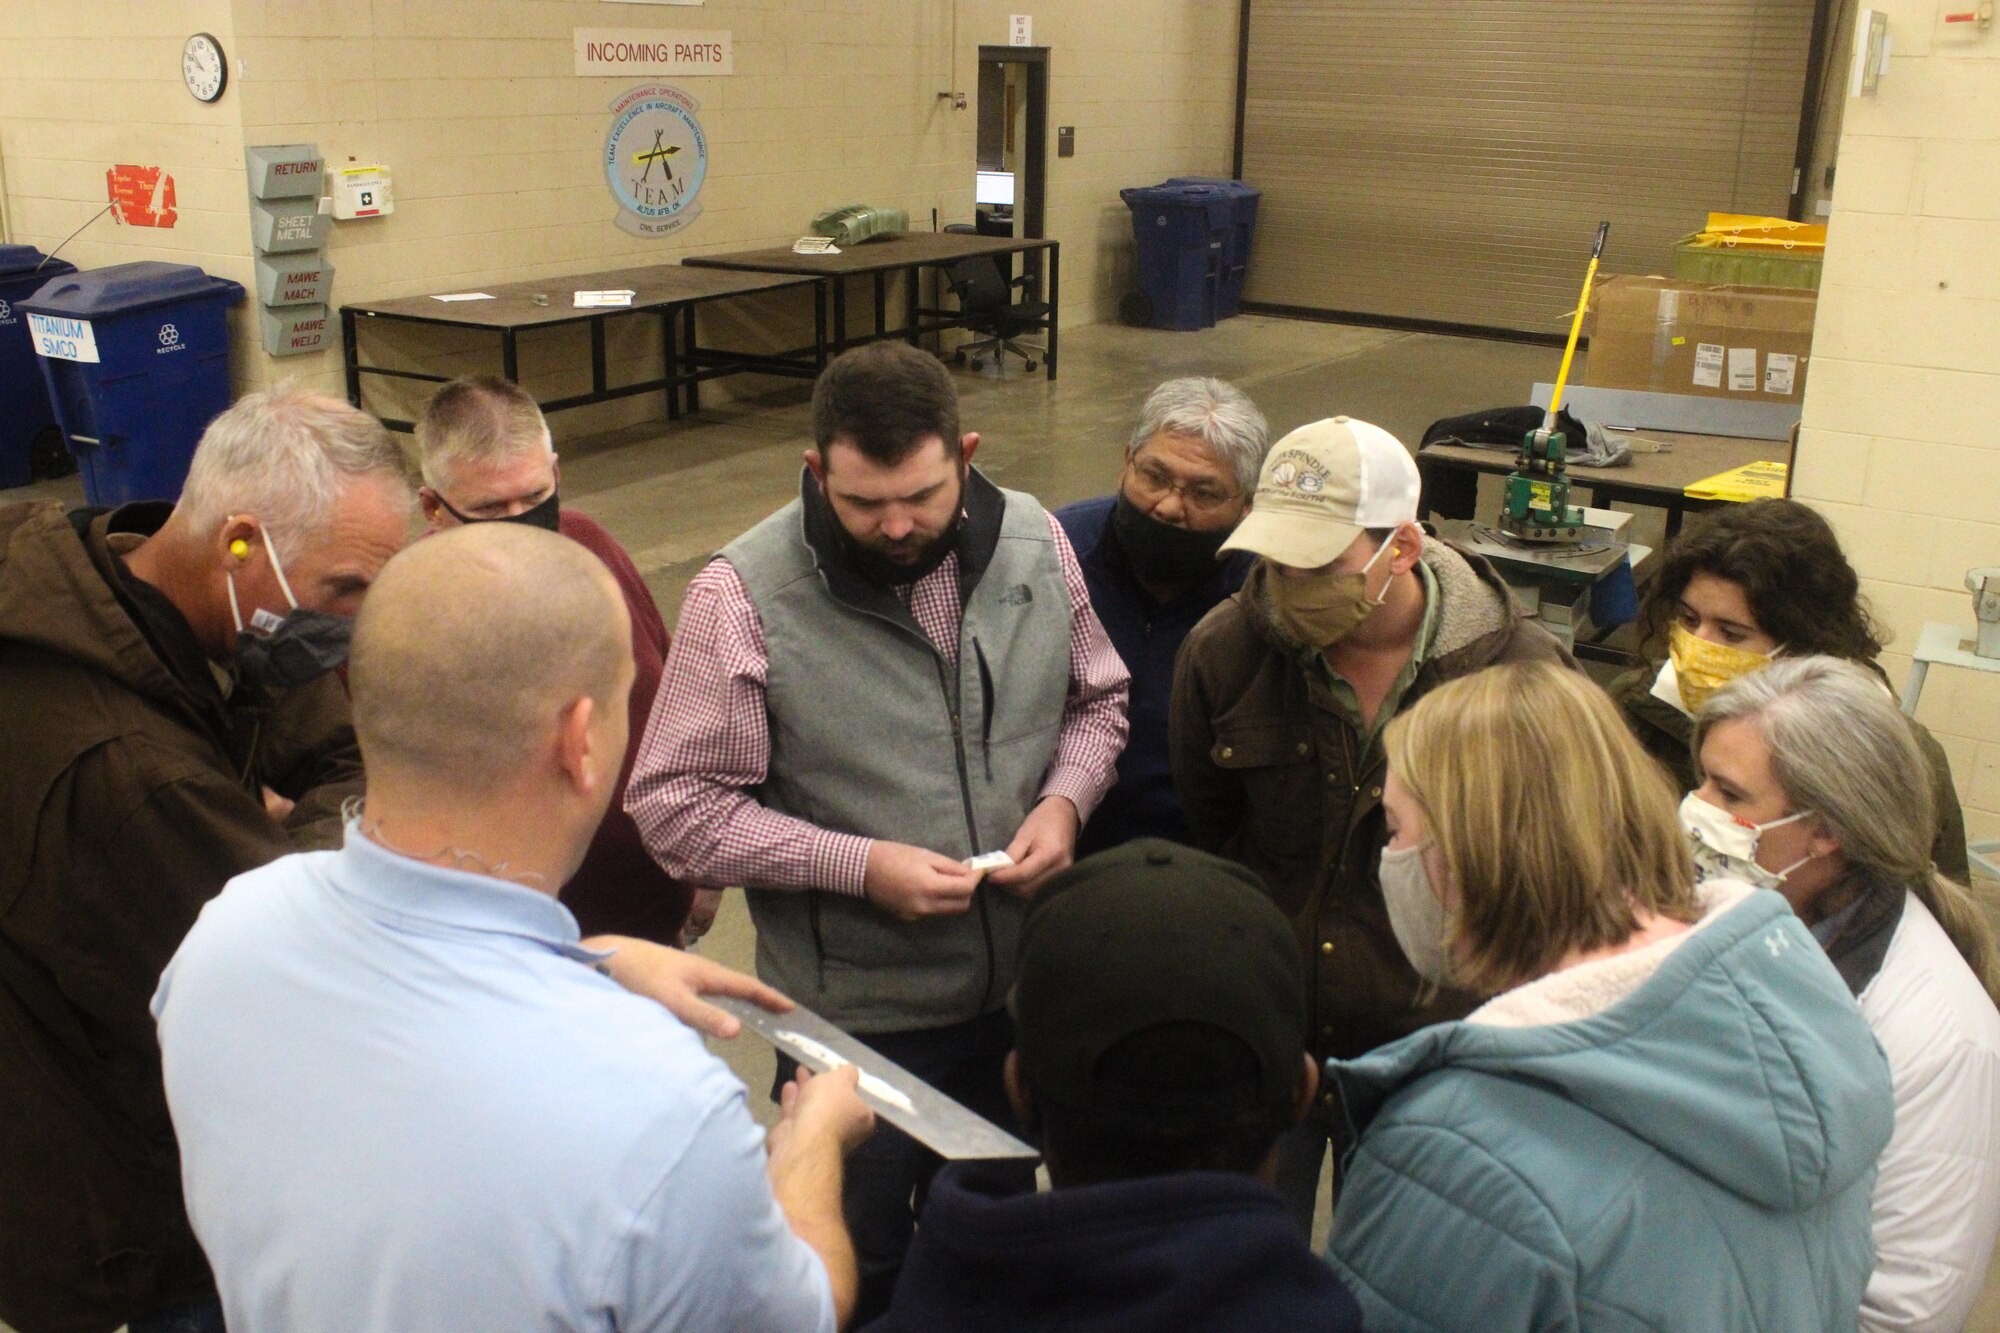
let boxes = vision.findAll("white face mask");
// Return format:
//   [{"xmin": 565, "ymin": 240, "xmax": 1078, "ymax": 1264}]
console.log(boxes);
[
  {"xmin": 1379, "ymin": 841, "xmax": 1454, "ymax": 986},
  {"xmin": 1678, "ymin": 792, "xmax": 1816, "ymax": 891}
]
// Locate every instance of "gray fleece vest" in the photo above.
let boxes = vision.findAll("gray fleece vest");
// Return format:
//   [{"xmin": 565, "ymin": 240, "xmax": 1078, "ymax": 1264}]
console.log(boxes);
[{"xmin": 720, "ymin": 471, "xmax": 1071, "ymax": 1033}]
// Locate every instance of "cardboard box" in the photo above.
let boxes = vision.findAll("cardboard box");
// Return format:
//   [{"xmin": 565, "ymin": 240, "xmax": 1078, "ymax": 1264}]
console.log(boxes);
[{"xmin": 1584, "ymin": 275, "xmax": 1815, "ymax": 404}]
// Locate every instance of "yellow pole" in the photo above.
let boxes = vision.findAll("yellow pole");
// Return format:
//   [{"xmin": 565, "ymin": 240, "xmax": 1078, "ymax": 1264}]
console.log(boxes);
[{"xmin": 1547, "ymin": 221, "xmax": 1610, "ymax": 430}]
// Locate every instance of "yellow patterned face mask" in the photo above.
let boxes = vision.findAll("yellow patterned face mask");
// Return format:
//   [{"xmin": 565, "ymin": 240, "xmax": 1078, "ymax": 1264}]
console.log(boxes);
[{"xmin": 1668, "ymin": 622, "xmax": 1772, "ymax": 713}]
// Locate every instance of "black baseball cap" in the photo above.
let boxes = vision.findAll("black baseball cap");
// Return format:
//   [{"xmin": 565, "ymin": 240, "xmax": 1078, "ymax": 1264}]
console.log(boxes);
[{"xmin": 1012, "ymin": 839, "xmax": 1305, "ymax": 1118}]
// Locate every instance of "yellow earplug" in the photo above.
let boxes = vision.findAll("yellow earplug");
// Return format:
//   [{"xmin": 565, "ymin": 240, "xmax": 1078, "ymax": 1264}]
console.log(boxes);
[{"xmin": 230, "ymin": 539, "xmax": 250, "ymax": 559}]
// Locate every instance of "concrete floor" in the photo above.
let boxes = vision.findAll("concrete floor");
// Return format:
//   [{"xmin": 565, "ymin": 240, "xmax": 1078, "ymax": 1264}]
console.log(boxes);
[{"xmin": 12, "ymin": 313, "xmax": 1997, "ymax": 1326}]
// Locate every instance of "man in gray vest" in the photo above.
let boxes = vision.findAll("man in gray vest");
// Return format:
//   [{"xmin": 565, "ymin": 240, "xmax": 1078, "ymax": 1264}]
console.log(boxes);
[{"xmin": 628, "ymin": 342, "xmax": 1129, "ymax": 1321}]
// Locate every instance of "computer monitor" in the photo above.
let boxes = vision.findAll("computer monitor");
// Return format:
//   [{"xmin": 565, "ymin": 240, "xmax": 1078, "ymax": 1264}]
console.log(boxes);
[{"xmin": 975, "ymin": 170, "xmax": 1016, "ymax": 207}]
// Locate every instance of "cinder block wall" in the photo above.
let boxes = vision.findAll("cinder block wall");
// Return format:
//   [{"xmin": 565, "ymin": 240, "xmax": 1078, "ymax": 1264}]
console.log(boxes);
[
  {"xmin": 1, "ymin": 0, "xmax": 1238, "ymax": 438},
  {"xmin": 1793, "ymin": 0, "xmax": 2000, "ymax": 844}
]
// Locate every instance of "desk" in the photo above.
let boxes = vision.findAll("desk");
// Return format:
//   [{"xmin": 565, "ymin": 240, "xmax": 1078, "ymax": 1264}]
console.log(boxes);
[
  {"xmin": 341, "ymin": 265, "xmax": 824, "ymax": 431},
  {"xmin": 1417, "ymin": 431, "xmax": 1795, "ymax": 540},
  {"xmin": 684, "ymin": 233, "xmax": 1060, "ymax": 380}
]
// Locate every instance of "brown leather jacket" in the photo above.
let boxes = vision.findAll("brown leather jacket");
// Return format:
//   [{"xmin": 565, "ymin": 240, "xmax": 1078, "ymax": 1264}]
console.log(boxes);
[
  {"xmin": 1170, "ymin": 540, "xmax": 1573, "ymax": 1108},
  {"xmin": 0, "ymin": 501, "xmax": 362, "ymax": 1333}
]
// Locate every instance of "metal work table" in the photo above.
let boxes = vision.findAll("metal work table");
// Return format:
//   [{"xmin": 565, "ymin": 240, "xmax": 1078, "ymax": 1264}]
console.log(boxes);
[
  {"xmin": 1417, "ymin": 430, "xmax": 1795, "ymax": 540},
  {"xmin": 684, "ymin": 232, "xmax": 1060, "ymax": 379},
  {"xmin": 340, "ymin": 264, "xmax": 825, "ymax": 431}
]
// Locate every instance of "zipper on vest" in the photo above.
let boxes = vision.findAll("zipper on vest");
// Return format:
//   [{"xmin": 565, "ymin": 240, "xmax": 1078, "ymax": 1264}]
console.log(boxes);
[
  {"xmin": 934, "ymin": 654, "xmax": 998, "ymax": 1013},
  {"xmin": 809, "ymin": 892, "xmax": 827, "ymax": 991},
  {"xmin": 973, "ymin": 636, "xmax": 996, "ymax": 784}
]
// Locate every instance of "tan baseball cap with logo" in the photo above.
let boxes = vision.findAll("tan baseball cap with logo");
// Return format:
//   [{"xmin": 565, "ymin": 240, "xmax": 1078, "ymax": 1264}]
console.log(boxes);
[{"xmin": 1219, "ymin": 416, "xmax": 1421, "ymax": 569}]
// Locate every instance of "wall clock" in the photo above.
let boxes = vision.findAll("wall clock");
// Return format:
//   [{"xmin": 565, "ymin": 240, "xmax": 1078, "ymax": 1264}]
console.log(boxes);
[{"xmin": 182, "ymin": 33, "xmax": 228, "ymax": 103}]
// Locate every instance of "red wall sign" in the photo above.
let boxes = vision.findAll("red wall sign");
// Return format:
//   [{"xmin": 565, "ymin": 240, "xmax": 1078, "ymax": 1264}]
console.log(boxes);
[{"xmin": 107, "ymin": 165, "xmax": 178, "ymax": 228}]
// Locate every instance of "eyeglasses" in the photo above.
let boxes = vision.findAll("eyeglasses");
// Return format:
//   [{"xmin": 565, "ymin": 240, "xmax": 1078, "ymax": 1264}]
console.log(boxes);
[{"xmin": 1125, "ymin": 459, "xmax": 1241, "ymax": 515}]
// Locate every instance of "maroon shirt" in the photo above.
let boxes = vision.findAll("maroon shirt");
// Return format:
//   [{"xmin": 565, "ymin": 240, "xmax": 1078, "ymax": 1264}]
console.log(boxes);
[{"xmin": 557, "ymin": 508, "xmax": 692, "ymax": 943}]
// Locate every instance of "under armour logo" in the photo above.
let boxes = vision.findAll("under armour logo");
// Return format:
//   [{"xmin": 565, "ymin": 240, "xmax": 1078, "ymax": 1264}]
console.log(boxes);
[
  {"xmin": 1764, "ymin": 929, "xmax": 1792, "ymax": 959},
  {"xmin": 158, "ymin": 323, "xmax": 180, "ymax": 346}
]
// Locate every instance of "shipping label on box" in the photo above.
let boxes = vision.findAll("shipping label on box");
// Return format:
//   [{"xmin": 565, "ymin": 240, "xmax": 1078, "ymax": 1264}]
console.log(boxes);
[{"xmin": 1584, "ymin": 275, "xmax": 1815, "ymax": 404}]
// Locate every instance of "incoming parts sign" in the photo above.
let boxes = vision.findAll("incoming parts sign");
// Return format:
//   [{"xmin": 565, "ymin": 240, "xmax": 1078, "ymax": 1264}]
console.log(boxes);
[
  {"xmin": 574, "ymin": 29, "xmax": 732, "ymax": 76},
  {"xmin": 604, "ymin": 83, "xmax": 708, "ymax": 237}
]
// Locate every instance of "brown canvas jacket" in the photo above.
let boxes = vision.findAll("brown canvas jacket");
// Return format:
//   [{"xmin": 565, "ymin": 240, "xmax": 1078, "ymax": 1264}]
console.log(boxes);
[
  {"xmin": 1170, "ymin": 539, "xmax": 1573, "ymax": 1114},
  {"xmin": 0, "ymin": 500, "xmax": 362, "ymax": 1333}
]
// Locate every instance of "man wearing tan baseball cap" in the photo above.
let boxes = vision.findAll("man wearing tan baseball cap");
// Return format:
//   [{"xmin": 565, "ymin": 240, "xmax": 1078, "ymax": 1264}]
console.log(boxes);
[{"xmin": 1169, "ymin": 415, "xmax": 1572, "ymax": 1238}]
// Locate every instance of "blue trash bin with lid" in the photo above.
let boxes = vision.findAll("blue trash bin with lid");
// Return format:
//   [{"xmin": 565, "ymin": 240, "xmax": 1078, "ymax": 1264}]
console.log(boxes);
[
  {"xmin": 1163, "ymin": 177, "xmax": 1262, "ymax": 319},
  {"xmin": 22, "ymin": 261, "xmax": 244, "ymax": 506},
  {"xmin": 1118, "ymin": 182, "xmax": 1237, "ymax": 331},
  {"xmin": 0, "ymin": 245, "xmax": 78, "ymax": 489}
]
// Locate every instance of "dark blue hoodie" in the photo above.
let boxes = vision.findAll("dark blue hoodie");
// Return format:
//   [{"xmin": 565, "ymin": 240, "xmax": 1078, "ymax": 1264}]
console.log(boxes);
[
  {"xmin": 1055, "ymin": 495, "xmax": 1252, "ymax": 857},
  {"xmin": 864, "ymin": 1162, "xmax": 1363, "ymax": 1332}
]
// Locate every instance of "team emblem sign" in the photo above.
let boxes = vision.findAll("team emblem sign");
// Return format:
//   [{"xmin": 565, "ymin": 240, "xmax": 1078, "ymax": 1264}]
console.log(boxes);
[{"xmin": 605, "ymin": 83, "xmax": 708, "ymax": 238}]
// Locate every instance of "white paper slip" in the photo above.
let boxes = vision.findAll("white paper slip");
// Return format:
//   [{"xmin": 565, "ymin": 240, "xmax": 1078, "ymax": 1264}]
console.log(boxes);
[
  {"xmin": 792, "ymin": 236, "xmax": 841, "ymax": 254},
  {"xmin": 712, "ymin": 995, "xmax": 1038, "ymax": 1161},
  {"xmin": 1692, "ymin": 343, "xmax": 1725, "ymax": 389},
  {"xmin": 574, "ymin": 289, "xmax": 637, "ymax": 308},
  {"xmin": 1726, "ymin": 347, "xmax": 1759, "ymax": 393},
  {"xmin": 1763, "ymin": 352, "xmax": 1798, "ymax": 396},
  {"xmin": 966, "ymin": 851, "xmax": 1014, "ymax": 873},
  {"xmin": 431, "ymin": 292, "xmax": 495, "ymax": 302}
]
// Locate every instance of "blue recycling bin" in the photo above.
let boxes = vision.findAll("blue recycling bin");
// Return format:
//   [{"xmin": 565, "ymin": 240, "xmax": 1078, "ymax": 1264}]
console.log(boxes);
[
  {"xmin": 1163, "ymin": 177, "xmax": 1262, "ymax": 319},
  {"xmin": 22, "ymin": 262, "xmax": 243, "ymax": 506},
  {"xmin": 0, "ymin": 245, "xmax": 77, "ymax": 489},
  {"xmin": 1119, "ymin": 183, "xmax": 1235, "ymax": 331}
]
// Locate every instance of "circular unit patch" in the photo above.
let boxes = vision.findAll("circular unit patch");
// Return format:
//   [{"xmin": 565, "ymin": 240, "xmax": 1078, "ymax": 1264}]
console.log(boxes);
[{"xmin": 605, "ymin": 83, "xmax": 708, "ymax": 238}]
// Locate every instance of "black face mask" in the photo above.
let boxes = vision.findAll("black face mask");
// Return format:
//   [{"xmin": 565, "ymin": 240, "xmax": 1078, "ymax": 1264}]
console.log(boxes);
[
  {"xmin": 438, "ymin": 490, "xmax": 561, "ymax": 533},
  {"xmin": 1110, "ymin": 490, "xmax": 1233, "ymax": 586},
  {"xmin": 236, "ymin": 609, "xmax": 354, "ymax": 691}
]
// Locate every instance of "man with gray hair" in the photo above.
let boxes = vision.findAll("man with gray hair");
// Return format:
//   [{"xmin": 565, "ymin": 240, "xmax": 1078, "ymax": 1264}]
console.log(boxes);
[
  {"xmin": 0, "ymin": 383, "xmax": 415, "ymax": 1333},
  {"xmin": 1054, "ymin": 376, "xmax": 1269, "ymax": 854},
  {"xmin": 155, "ymin": 523, "xmax": 873, "ymax": 1332},
  {"xmin": 414, "ymin": 376, "xmax": 699, "ymax": 948}
]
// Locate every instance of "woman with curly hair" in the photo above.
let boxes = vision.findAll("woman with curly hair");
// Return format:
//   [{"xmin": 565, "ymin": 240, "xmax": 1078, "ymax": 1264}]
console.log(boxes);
[{"xmin": 1610, "ymin": 497, "xmax": 1969, "ymax": 882}]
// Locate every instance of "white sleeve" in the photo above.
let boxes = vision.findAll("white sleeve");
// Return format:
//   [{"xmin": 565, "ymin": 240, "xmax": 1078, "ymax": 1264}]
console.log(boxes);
[
  {"xmin": 606, "ymin": 1085, "xmax": 836, "ymax": 1333},
  {"xmin": 1860, "ymin": 1037, "xmax": 2000, "ymax": 1333}
]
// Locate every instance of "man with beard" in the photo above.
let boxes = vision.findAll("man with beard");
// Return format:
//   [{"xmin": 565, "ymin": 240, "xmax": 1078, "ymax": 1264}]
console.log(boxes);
[
  {"xmin": 1169, "ymin": 416, "xmax": 1572, "ymax": 1239},
  {"xmin": 1054, "ymin": 377, "xmax": 1267, "ymax": 855},
  {"xmin": 628, "ymin": 341, "xmax": 1130, "ymax": 1321}
]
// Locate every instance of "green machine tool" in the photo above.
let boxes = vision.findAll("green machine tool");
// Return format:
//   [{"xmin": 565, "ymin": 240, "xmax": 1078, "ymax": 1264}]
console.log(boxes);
[{"xmin": 1501, "ymin": 221, "xmax": 1609, "ymax": 544}]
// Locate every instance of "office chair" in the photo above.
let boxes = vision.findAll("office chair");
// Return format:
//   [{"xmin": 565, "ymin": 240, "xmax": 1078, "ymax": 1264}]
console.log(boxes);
[{"xmin": 942, "ymin": 223, "xmax": 1048, "ymax": 374}]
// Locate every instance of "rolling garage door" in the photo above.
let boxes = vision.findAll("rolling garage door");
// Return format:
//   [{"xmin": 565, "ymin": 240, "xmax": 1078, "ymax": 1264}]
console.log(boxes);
[{"xmin": 1237, "ymin": 0, "xmax": 1818, "ymax": 336}]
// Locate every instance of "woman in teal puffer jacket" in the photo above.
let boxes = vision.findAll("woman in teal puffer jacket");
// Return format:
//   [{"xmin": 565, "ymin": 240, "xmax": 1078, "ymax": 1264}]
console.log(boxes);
[{"xmin": 1324, "ymin": 662, "xmax": 1894, "ymax": 1332}]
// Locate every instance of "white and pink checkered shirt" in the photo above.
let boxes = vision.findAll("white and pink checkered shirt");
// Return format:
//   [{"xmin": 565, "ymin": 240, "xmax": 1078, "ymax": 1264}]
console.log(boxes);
[{"xmin": 627, "ymin": 512, "xmax": 1130, "ymax": 897}]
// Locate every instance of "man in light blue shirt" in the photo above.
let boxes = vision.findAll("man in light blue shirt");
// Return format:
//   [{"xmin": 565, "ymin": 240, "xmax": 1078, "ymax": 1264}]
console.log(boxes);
[{"xmin": 153, "ymin": 522, "xmax": 873, "ymax": 1332}]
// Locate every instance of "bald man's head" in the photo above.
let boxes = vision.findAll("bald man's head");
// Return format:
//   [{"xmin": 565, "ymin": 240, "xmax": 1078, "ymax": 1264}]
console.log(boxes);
[{"xmin": 350, "ymin": 523, "xmax": 631, "ymax": 794}]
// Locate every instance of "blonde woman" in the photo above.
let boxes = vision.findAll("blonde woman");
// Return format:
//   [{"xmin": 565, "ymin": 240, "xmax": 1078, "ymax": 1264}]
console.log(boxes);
[
  {"xmin": 1693, "ymin": 655, "xmax": 2000, "ymax": 1332},
  {"xmin": 1323, "ymin": 662, "xmax": 1892, "ymax": 1333}
]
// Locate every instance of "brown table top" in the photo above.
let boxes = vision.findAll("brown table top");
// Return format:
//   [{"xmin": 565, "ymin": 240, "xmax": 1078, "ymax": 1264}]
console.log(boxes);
[
  {"xmin": 1420, "ymin": 430, "xmax": 1795, "ymax": 500},
  {"xmin": 682, "ymin": 232, "xmax": 1057, "ymax": 276},
  {"xmin": 343, "ymin": 265, "xmax": 813, "ymax": 329}
]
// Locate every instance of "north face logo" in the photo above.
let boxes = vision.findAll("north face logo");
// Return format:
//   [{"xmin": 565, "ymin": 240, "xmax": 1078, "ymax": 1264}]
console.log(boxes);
[{"xmin": 998, "ymin": 584, "xmax": 1034, "ymax": 606}]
